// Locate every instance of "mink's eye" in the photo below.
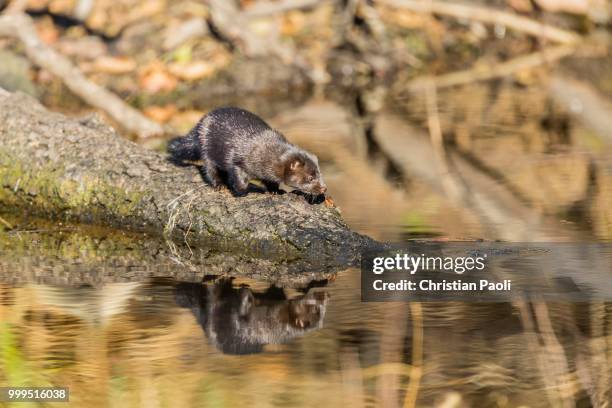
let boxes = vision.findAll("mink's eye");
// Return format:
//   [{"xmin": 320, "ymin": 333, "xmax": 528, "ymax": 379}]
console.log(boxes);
[{"xmin": 307, "ymin": 175, "xmax": 314, "ymax": 182}]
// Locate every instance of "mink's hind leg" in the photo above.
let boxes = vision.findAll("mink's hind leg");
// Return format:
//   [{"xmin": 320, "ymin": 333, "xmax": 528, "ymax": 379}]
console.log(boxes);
[
  {"xmin": 263, "ymin": 180, "xmax": 284, "ymax": 194},
  {"xmin": 201, "ymin": 161, "xmax": 223, "ymax": 188},
  {"xmin": 227, "ymin": 166, "xmax": 250, "ymax": 197}
]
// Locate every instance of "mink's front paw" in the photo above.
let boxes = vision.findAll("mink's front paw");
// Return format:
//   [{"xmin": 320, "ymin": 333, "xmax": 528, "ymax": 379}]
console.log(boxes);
[
  {"xmin": 232, "ymin": 189, "xmax": 248, "ymax": 197},
  {"xmin": 290, "ymin": 190, "xmax": 326, "ymax": 204},
  {"xmin": 306, "ymin": 193, "xmax": 326, "ymax": 204},
  {"xmin": 262, "ymin": 181, "xmax": 284, "ymax": 195}
]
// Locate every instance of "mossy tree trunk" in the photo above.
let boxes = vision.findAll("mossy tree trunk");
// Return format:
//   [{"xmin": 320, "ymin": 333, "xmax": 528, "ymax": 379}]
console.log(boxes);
[{"xmin": 0, "ymin": 91, "xmax": 377, "ymax": 267}]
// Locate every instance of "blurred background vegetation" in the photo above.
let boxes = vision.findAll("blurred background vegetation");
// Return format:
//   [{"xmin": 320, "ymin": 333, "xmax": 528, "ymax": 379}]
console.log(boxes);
[{"xmin": 1, "ymin": 0, "xmax": 612, "ymax": 407}]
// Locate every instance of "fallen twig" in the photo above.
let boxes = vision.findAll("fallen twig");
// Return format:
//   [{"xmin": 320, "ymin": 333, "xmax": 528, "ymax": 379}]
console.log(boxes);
[
  {"xmin": 0, "ymin": 215, "xmax": 13, "ymax": 230},
  {"xmin": 516, "ymin": 301, "xmax": 576, "ymax": 407},
  {"xmin": 4, "ymin": 0, "xmax": 27, "ymax": 14},
  {"xmin": 163, "ymin": 18, "xmax": 209, "ymax": 50},
  {"xmin": 380, "ymin": 0, "xmax": 580, "ymax": 45},
  {"xmin": 206, "ymin": 0, "xmax": 303, "ymax": 70},
  {"xmin": 242, "ymin": 0, "xmax": 325, "ymax": 18},
  {"xmin": 404, "ymin": 45, "xmax": 575, "ymax": 92},
  {"xmin": 0, "ymin": 13, "xmax": 164, "ymax": 138},
  {"xmin": 207, "ymin": 0, "xmax": 270, "ymax": 56},
  {"xmin": 403, "ymin": 302, "xmax": 423, "ymax": 408}
]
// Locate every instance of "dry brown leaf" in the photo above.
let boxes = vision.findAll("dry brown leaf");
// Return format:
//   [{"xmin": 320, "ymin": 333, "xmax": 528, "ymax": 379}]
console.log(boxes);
[
  {"xmin": 324, "ymin": 197, "xmax": 335, "ymax": 208},
  {"xmin": 535, "ymin": 0, "xmax": 590, "ymax": 14},
  {"xmin": 93, "ymin": 56, "xmax": 137, "ymax": 74},
  {"xmin": 36, "ymin": 68, "xmax": 54, "ymax": 85},
  {"xmin": 210, "ymin": 52, "xmax": 231, "ymax": 70},
  {"xmin": 27, "ymin": 0, "xmax": 49, "ymax": 9},
  {"xmin": 240, "ymin": 0, "xmax": 256, "ymax": 7},
  {"xmin": 48, "ymin": 0, "xmax": 74, "ymax": 14},
  {"xmin": 379, "ymin": 7, "xmax": 430, "ymax": 29},
  {"xmin": 139, "ymin": 65, "xmax": 178, "ymax": 93},
  {"xmin": 143, "ymin": 105, "xmax": 178, "ymax": 123},
  {"xmin": 57, "ymin": 37, "xmax": 108, "ymax": 60},
  {"xmin": 126, "ymin": 0, "xmax": 165, "ymax": 24},
  {"xmin": 506, "ymin": 0, "xmax": 534, "ymax": 12},
  {"xmin": 168, "ymin": 61, "xmax": 216, "ymax": 81},
  {"xmin": 35, "ymin": 18, "xmax": 60, "ymax": 45},
  {"xmin": 280, "ymin": 11, "xmax": 306, "ymax": 36}
]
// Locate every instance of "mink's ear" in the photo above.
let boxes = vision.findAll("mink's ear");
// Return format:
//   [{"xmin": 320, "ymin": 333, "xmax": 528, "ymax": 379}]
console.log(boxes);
[{"xmin": 289, "ymin": 158, "xmax": 303, "ymax": 171}]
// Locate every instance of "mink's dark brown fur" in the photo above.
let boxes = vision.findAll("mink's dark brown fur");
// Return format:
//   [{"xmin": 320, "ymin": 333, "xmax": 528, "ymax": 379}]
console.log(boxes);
[{"xmin": 168, "ymin": 107, "xmax": 326, "ymax": 197}]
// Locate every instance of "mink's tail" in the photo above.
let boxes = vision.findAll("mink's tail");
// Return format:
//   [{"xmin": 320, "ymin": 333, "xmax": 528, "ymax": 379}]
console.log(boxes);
[{"xmin": 167, "ymin": 132, "xmax": 201, "ymax": 164}]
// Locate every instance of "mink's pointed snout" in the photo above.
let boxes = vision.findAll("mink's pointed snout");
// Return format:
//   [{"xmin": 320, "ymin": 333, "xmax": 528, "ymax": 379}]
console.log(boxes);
[{"xmin": 320, "ymin": 185, "xmax": 327, "ymax": 194}]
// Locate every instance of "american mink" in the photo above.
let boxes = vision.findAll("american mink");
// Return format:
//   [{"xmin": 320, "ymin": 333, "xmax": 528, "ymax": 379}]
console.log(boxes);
[{"xmin": 167, "ymin": 107, "xmax": 327, "ymax": 197}]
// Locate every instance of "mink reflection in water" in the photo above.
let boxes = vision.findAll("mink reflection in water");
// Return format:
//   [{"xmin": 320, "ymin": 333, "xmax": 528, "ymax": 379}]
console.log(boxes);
[{"xmin": 174, "ymin": 279, "xmax": 329, "ymax": 355}]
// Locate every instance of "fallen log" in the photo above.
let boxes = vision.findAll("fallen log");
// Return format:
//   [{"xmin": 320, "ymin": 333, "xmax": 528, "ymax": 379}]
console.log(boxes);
[{"xmin": 0, "ymin": 91, "xmax": 377, "ymax": 268}]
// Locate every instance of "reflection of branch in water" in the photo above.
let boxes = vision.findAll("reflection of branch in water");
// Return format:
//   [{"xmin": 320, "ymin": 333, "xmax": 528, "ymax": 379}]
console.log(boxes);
[
  {"xmin": 380, "ymin": 0, "xmax": 580, "ymax": 44},
  {"xmin": 583, "ymin": 302, "xmax": 610, "ymax": 407},
  {"xmin": 403, "ymin": 302, "xmax": 423, "ymax": 408},
  {"xmin": 377, "ymin": 303, "xmax": 410, "ymax": 406},
  {"xmin": 339, "ymin": 343, "xmax": 366, "ymax": 407},
  {"xmin": 515, "ymin": 301, "xmax": 575, "ymax": 408}
]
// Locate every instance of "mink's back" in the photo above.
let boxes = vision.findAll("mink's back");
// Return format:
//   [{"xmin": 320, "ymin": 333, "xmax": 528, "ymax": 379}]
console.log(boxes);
[{"xmin": 200, "ymin": 107, "xmax": 286, "ymax": 166}]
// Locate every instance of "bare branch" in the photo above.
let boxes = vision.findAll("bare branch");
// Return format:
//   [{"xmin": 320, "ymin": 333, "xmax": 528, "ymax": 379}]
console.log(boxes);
[
  {"xmin": 242, "ymin": 0, "xmax": 326, "ymax": 18},
  {"xmin": 4, "ymin": 0, "xmax": 28, "ymax": 14},
  {"xmin": 0, "ymin": 13, "xmax": 164, "ymax": 138},
  {"xmin": 206, "ymin": 0, "xmax": 270, "ymax": 56},
  {"xmin": 402, "ymin": 302, "xmax": 423, "ymax": 408},
  {"xmin": 404, "ymin": 45, "xmax": 575, "ymax": 92},
  {"xmin": 380, "ymin": 0, "xmax": 581, "ymax": 45}
]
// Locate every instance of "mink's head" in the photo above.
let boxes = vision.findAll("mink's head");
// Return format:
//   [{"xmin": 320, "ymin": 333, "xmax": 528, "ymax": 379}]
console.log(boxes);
[{"xmin": 280, "ymin": 150, "xmax": 327, "ymax": 195}]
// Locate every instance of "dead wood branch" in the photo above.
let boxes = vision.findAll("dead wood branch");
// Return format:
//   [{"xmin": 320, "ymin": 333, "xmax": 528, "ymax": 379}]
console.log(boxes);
[
  {"xmin": 0, "ymin": 13, "xmax": 164, "ymax": 138},
  {"xmin": 207, "ymin": 0, "xmax": 272, "ymax": 57},
  {"xmin": 242, "ymin": 0, "xmax": 325, "ymax": 18},
  {"xmin": 380, "ymin": 0, "xmax": 580, "ymax": 45},
  {"xmin": 404, "ymin": 45, "xmax": 575, "ymax": 93},
  {"xmin": 403, "ymin": 302, "xmax": 423, "ymax": 408}
]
